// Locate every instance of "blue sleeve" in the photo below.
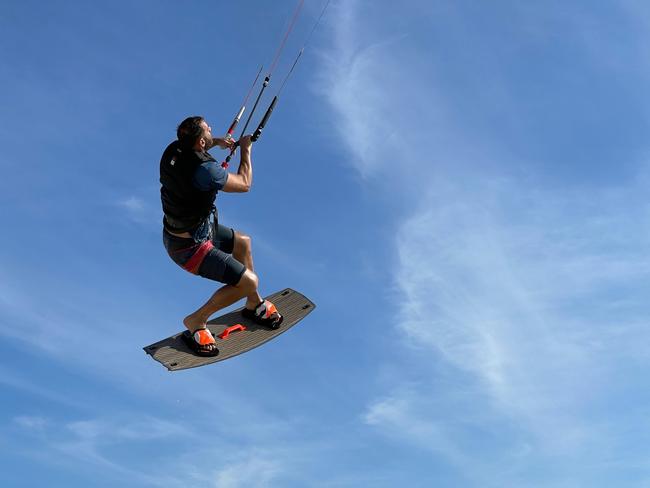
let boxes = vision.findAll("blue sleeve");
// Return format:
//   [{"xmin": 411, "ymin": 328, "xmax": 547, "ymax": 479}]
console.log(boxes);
[{"xmin": 193, "ymin": 161, "xmax": 228, "ymax": 192}]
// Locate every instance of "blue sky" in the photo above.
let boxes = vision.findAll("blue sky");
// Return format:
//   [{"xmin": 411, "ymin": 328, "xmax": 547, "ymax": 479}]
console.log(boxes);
[{"xmin": 2, "ymin": 0, "xmax": 650, "ymax": 486}]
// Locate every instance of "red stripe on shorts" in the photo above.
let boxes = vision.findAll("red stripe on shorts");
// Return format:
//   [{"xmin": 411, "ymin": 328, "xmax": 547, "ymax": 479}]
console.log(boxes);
[{"xmin": 183, "ymin": 241, "xmax": 214, "ymax": 274}]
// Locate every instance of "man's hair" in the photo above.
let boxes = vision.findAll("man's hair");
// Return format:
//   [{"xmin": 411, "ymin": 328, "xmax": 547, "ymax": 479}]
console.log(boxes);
[{"xmin": 177, "ymin": 116, "xmax": 205, "ymax": 148}]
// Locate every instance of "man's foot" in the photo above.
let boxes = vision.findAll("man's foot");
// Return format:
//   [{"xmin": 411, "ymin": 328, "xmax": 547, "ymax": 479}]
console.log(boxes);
[
  {"xmin": 242, "ymin": 300, "xmax": 283, "ymax": 330},
  {"xmin": 182, "ymin": 328, "xmax": 219, "ymax": 357},
  {"xmin": 183, "ymin": 313, "xmax": 206, "ymax": 331}
]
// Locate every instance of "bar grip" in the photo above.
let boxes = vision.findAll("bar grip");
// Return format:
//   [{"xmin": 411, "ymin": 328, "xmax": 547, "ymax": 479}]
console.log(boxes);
[{"xmin": 252, "ymin": 96, "xmax": 278, "ymax": 142}]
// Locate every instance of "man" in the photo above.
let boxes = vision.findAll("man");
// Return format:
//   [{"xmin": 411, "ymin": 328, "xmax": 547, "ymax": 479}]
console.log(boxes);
[{"xmin": 160, "ymin": 116, "xmax": 282, "ymax": 357}]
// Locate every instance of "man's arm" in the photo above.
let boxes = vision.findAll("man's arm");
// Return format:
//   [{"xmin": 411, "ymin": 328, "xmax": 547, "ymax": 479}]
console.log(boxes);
[{"xmin": 222, "ymin": 136, "xmax": 253, "ymax": 193}]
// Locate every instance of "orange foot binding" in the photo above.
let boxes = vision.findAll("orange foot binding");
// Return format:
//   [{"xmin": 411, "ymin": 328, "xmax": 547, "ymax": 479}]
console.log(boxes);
[
  {"xmin": 242, "ymin": 300, "xmax": 283, "ymax": 330},
  {"xmin": 182, "ymin": 328, "xmax": 219, "ymax": 357}
]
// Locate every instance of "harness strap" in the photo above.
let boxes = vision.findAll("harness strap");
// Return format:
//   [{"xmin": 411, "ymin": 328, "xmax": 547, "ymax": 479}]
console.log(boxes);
[
  {"xmin": 164, "ymin": 214, "xmax": 202, "ymax": 234},
  {"xmin": 211, "ymin": 206, "xmax": 218, "ymax": 236}
]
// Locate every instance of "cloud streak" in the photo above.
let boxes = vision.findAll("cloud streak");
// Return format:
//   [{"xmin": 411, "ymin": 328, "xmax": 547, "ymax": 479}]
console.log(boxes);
[
  {"xmin": 9, "ymin": 412, "xmax": 320, "ymax": 488},
  {"xmin": 394, "ymin": 176, "xmax": 650, "ymax": 439},
  {"xmin": 321, "ymin": 0, "xmax": 650, "ymax": 482}
]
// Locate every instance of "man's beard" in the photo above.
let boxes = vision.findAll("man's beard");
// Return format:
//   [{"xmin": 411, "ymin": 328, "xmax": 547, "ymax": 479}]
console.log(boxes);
[{"xmin": 203, "ymin": 133, "xmax": 213, "ymax": 149}]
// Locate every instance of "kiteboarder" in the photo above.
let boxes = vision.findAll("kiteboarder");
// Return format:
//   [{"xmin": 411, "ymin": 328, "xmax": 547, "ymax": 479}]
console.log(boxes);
[{"xmin": 160, "ymin": 116, "xmax": 283, "ymax": 357}]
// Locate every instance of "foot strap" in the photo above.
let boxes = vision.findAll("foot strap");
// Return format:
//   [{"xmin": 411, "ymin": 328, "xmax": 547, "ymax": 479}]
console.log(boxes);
[
  {"xmin": 182, "ymin": 328, "xmax": 219, "ymax": 357},
  {"xmin": 243, "ymin": 300, "xmax": 283, "ymax": 329},
  {"xmin": 256, "ymin": 300, "xmax": 278, "ymax": 320},
  {"xmin": 193, "ymin": 328, "xmax": 216, "ymax": 345}
]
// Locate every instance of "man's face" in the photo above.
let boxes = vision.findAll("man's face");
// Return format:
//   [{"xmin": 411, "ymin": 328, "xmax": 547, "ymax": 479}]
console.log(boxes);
[{"xmin": 199, "ymin": 120, "xmax": 213, "ymax": 149}]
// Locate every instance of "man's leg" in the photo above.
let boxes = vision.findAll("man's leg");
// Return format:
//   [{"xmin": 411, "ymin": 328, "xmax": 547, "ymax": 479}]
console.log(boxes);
[
  {"xmin": 229, "ymin": 230, "xmax": 281, "ymax": 327},
  {"xmin": 232, "ymin": 231, "xmax": 263, "ymax": 309},
  {"xmin": 183, "ymin": 269, "xmax": 259, "ymax": 332}
]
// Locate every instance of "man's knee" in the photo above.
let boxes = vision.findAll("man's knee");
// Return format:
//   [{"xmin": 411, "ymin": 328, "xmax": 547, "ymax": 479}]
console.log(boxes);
[
  {"xmin": 236, "ymin": 269, "xmax": 258, "ymax": 293},
  {"xmin": 234, "ymin": 231, "xmax": 251, "ymax": 253}
]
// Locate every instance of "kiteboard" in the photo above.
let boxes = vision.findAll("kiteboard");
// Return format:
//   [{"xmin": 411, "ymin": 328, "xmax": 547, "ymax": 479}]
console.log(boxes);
[{"xmin": 143, "ymin": 288, "xmax": 315, "ymax": 371}]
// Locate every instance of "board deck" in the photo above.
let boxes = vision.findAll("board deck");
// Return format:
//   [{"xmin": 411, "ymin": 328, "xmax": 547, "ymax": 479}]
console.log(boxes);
[{"xmin": 144, "ymin": 288, "xmax": 315, "ymax": 371}]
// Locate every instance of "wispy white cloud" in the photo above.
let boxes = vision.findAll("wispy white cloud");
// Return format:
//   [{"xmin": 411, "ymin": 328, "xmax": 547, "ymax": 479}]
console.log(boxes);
[
  {"xmin": 317, "ymin": 0, "xmax": 421, "ymax": 177},
  {"xmin": 212, "ymin": 453, "xmax": 283, "ymax": 488},
  {"xmin": 321, "ymin": 0, "xmax": 650, "ymax": 481},
  {"xmin": 9, "ymin": 412, "xmax": 309, "ymax": 488},
  {"xmin": 14, "ymin": 415, "xmax": 48, "ymax": 430},
  {"xmin": 394, "ymin": 175, "xmax": 650, "ymax": 436},
  {"xmin": 66, "ymin": 416, "xmax": 186, "ymax": 442},
  {"xmin": 359, "ymin": 175, "xmax": 650, "ymax": 483},
  {"xmin": 115, "ymin": 193, "xmax": 161, "ymax": 228},
  {"xmin": 363, "ymin": 386, "xmax": 469, "ymax": 467},
  {"xmin": 118, "ymin": 195, "xmax": 146, "ymax": 214},
  {"xmin": 7, "ymin": 414, "xmax": 189, "ymax": 487}
]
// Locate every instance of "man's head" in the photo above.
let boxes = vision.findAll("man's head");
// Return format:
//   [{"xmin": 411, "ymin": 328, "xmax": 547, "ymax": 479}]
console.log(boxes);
[{"xmin": 177, "ymin": 116, "xmax": 213, "ymax": 151}]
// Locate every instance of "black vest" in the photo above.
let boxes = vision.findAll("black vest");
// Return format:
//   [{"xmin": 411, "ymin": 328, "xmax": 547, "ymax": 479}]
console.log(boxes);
[{"xmin": 160, "ymin": 141, "xmax": 218, "ymax": 232}]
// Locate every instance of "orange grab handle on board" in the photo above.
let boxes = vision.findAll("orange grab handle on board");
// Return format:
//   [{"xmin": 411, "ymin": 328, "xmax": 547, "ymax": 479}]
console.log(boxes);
[{"xmin": 217, "ymin": 324, "xmax": 247, "ymax": 340}]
